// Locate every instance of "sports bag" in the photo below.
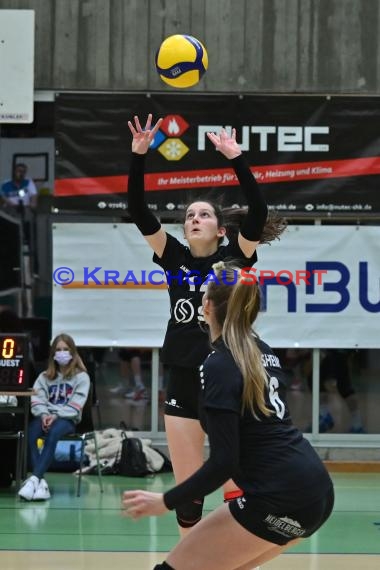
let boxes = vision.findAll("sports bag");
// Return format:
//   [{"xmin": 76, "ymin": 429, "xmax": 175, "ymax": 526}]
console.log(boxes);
[{"xmin": 118, "ymin": 433, "xmax": 151, "ymax": 477}]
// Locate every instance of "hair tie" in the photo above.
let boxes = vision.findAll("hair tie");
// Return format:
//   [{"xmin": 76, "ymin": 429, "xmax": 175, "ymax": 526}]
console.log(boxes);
[{"xmin": 212, "ymin": 261, "xmax": 225, "ymax": 272}]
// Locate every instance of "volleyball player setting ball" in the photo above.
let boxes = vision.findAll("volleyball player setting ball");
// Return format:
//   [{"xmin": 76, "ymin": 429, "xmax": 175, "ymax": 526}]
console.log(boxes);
[{"xmin": 125, "ymin": 36, "xmax": 284, "ymax": 569}]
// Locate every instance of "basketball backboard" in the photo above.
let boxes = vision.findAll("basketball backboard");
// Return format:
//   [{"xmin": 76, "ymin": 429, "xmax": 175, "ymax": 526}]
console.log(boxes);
[{"xmin": 0, "ymin": 10, "xmax": 34, "ymax": 123}]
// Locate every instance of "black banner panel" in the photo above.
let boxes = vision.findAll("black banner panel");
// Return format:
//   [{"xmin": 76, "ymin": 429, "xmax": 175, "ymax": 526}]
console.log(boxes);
[
  {"xmin": 54, "ymin": 94, "xmax": 380, "ymax": 214},
  {"xmin": 0, "ymin": 213, "xmax": 21, "ymax": 291}
]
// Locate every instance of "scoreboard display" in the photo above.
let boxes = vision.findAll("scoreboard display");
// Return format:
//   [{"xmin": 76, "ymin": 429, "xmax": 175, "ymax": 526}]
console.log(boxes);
[{"xmin": 0, "ymin": 333, "xmax": 29, "ymax": 390}]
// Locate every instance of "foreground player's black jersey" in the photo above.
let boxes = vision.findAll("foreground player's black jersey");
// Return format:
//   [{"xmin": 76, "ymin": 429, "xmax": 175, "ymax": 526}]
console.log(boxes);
[
  {"xmin": 153, "ymin": 235, "xmax": 257, "ymax": 367},
  {"xmin": 164, "ymin": 338, "xmax": 332, "ymax": 511}
]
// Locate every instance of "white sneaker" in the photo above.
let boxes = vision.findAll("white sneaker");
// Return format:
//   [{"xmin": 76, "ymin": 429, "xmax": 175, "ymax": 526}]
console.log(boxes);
[
  {"xmin": 109, "ymin": 383, "xmax": 125, "ymax": 395},
  {"xmin": 124, "ymin": 386, "xmax": 147, "ymax": 400},
  {"xmin": 18, "ymin": 475, "xmax": 39, "ymax": 501},
  {"xmin": 33, "ymin": 478, "xmax": 51, "ymax": 501}
]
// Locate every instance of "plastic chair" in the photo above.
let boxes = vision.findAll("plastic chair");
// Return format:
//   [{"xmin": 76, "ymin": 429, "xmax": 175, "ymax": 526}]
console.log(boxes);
[
  {"xmin": 0, "ymin": 395, "xmax": 29, "ymax": 491},
  {"xmin": 42, "ymin": 384, "xmax": 103, "ymax": 497},
  {"xmin": 63, "ymin": 384, "xmax": 103, "ymax": 497},
  {"xmin": 0, "ymin": 430, "xmax": 25, "ymax": 490}
]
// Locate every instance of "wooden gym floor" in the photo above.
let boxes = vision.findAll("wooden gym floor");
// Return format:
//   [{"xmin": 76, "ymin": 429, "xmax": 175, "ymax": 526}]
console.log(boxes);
[{"xmin": 0, "ymin": 471, "xmax": 379, "ymax": 569}]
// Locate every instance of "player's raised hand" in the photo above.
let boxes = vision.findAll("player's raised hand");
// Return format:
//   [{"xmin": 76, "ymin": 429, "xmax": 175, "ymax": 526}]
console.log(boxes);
[
  {"xmin": 128, "ymin": 114, "xmax": 163, "ymax": 154},
  {"xmin": 207, "ymin": 128, "xmax": 242, "ymax": 160}
]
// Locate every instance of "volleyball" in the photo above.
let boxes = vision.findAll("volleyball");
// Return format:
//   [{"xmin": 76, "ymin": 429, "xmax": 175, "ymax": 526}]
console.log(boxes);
[{"xmin": 155, "ymin": 34, "xmax": 208, "ymax": 88}]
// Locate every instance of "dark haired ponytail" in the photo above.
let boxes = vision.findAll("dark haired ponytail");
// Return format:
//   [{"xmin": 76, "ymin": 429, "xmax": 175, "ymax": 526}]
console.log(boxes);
[{"xmin": 222, "ymin": 208, "xmax": 287, "ymax": 245}]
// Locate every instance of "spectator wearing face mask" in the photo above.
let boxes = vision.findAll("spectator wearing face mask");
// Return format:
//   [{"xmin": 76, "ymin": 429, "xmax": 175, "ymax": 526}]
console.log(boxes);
[{"xmin": 18, "ymin": 333, "xmax": 90, "ymax": 501}]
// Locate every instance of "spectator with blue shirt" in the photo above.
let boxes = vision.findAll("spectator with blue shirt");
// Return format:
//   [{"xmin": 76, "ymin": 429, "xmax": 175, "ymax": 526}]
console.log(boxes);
[{"xmin": 1, "ymin": 163, "xmax": 37, "ymax": 208}]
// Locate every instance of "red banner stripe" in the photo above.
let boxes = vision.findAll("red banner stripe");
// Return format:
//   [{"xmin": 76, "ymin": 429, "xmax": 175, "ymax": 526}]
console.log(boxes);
[{"xmin": 54, "ymin": 156, "xmax": 380, "ymax": 197}]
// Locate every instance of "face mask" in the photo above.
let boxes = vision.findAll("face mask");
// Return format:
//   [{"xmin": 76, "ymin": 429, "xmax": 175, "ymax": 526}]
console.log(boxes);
[{"xmin": 54, "ymin": 350, "xmax": 72, "ymax": 366}]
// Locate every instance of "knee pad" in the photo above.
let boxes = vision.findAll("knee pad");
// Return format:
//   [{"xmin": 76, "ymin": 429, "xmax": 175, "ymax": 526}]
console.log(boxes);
[
  {"xmin": 176, "ymin": 498, "xmax": 204, "ymax": 528},
  {"xmin": 153, "ymin": 563, "xmax": 174, "ymax": 569}
]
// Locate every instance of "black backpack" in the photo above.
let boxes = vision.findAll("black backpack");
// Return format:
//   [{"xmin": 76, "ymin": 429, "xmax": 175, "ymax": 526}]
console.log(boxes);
[{"xmin": 118, "ymin": 434, "xmax": 151, "ymax": 477}]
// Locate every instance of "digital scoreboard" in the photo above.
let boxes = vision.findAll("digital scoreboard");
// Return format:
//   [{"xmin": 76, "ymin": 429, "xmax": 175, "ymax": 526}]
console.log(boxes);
[{"xmin": 0, "ymin": 333, "xmax": 29, "ymax": 390}]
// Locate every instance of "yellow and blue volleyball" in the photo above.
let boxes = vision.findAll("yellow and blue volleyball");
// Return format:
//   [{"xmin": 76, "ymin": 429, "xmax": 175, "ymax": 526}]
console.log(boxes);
[{"xmin": 155, "ymin": 34, "xmax": 208, "ymax": 88}]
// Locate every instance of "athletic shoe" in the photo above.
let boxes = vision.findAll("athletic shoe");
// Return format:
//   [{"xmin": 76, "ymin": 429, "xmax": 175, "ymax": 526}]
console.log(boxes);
[
  {"xmin": 124, "ymin": 387, "xmax": 147, "ymax": 401},
  {"xmin": 319, "ymin": 412, "xmax": 335, "ymax": 433},
  {"xmin": 349, "ymin": 425, "xmax": 366, "ymax": 434},
  {"xmin": 289, "ymin": 379, "xmax": 303, "ymax": 391},
  {"xmin": 18, "ymin": 475, "xmax": 39, "ymax": 501},
  {"xmin": 304, "ymin": 412, "xmax": 335, "ymax": 433},
  {"xmin": 33, "ymin": 478, "xmax": 51, "ymax": 501},
  {"xmin": 109, "ymin": 383, "xmax": 126, "ymax": 395}
]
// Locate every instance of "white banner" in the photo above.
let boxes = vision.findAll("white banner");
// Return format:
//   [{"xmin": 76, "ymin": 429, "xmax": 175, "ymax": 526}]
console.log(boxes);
[{"xmin": 52, "ymin": 224, "xmax": 380, "ymax": 348}]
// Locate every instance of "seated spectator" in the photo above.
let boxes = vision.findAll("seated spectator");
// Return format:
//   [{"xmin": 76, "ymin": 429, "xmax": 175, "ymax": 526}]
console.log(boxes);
[{"xmin": 18, "ymin": 333, "xmax": 90, "ymax": 501}]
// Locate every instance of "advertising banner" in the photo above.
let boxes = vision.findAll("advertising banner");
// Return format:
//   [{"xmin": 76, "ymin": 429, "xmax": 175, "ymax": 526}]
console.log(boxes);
[
  {"xmin": 52, "ymin": 224, "xmax": 380, "ymax": 348},
  {"xmin": 54, "ymin": 94, "xmax": 380, "ymax": 215}
]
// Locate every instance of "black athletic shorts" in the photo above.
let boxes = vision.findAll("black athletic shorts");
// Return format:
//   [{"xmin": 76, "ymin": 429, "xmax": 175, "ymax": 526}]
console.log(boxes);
[
  {"xmin": 164, "ymin": 365, "xmax": 201, "ymax": 420},
  {"xmin": 229, "ymin": 485, "xmax": 334, "ymax": 546}
]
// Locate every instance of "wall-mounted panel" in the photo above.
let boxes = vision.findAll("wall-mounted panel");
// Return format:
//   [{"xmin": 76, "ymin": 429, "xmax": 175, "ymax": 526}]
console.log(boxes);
[{"xmin": 0, "ymin": 0, "xmax": 379, "ymax": 93}]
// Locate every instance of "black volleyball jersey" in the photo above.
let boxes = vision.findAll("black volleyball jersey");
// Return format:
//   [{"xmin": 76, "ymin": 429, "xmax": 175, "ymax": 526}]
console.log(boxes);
[
  {"xmin": 153, "ymin": 235, "xmax": 257, "ymax": 367},
  {"xmin": 164, "ymin": 338, "xmax": 332, "ymax": 511}
]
